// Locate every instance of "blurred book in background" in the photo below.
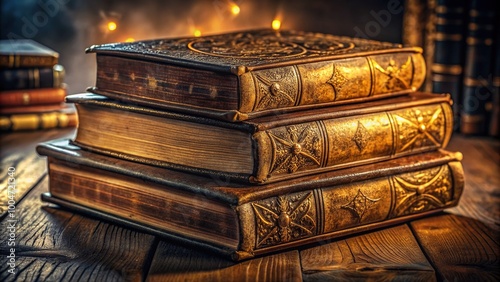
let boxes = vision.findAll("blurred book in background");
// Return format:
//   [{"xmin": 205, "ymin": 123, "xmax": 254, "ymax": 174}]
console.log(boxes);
[{"xmin": 0, "ymin": 39, "xmax": 77, "ymax": 132}]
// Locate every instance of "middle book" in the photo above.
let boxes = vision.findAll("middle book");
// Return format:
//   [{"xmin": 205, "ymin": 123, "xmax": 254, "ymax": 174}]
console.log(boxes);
[{"xmin": 70, "ymin": 92, "xmax": 453, "ymax": 184}]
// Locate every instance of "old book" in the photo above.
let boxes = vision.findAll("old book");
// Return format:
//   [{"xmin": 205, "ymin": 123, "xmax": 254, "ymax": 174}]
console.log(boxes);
[
  {"xmin": 38, "ymin": 140, "xmax": 465, "ymax": 261},
  {"xmin": 0, "ymin": 88, "xmax": 67, "ymax": 107},
  {"xmin": 0, "ymin": 103, "xmax": 69, "ymax": 115},
  {"xmin": 431, "ymin": 0, "xmax": 467, "ymax": 130},
  {"xmin": 0, "ymin": 39, "xmax": 58, "ymax": 68},
  {"xmin": 86, "ymin": 29, "xmax": 426, "ymax": 121},
  {"xmin": 70, "ymin": 92, "xmax": 453, "ymax": 184},
  {"xmin": 460, "ymin": 0, "xmax": 496, "ymax": 135},
  {"xmin": 0, "ymin": 64, "xmax": 65, "ymax": 90},
  {"xmin": 0, "ymin": 108, "xmax": 77, "ymax": 131}
]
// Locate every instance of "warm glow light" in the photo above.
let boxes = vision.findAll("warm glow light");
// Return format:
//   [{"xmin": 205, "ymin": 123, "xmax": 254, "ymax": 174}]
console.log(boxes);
[
  {"xmin": 231, "ymin": 4, "xmax": 240, "ymax": 15},
  {"xmin": 107, "ymin": 21, "xmax": 117, "ymax": 31},
  {"xmin": 125, "ymin": 37, "xmax": 135, "ymax": 42},
  {"xmin": 272, "ymin": 19, "xmax": 281, "ymax": 30},
  {"xmin": 194, "ymin": 29, "xmax": 202, "ymax": 37}
]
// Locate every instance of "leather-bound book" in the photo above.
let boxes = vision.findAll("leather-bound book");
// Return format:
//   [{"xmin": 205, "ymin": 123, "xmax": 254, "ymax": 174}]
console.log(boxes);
[
  {"xmin": 86, "ymin": 29, "xmax": 426, "ymax": 121},
  {"xmin": 460, "ymin": 0, "xmax": 496, "ymax": 135},
  {"xmin": 0, "ymin": 88, "xmax": 67, "ymax": 107},
  {"xmin": 431, "ymin": 0, "xmax": 467, "ymax": 130},
  {"xmin": 69, "ymin": 92, "xmax": 453, "ymax": 184},
  {"xmin": 38, "ymin": 140, "xmax": 464, "ymax": 261},
  {"xmin": 0, "ymin": 39, "xmax": 59, "ymax": 68},
  {"xmin": 0, "ymin": 107, "xmax": 77, "ymax": 131},
  {"xmin": 0, "ymin": 64, "xmax": 65, "ymax": 90}
]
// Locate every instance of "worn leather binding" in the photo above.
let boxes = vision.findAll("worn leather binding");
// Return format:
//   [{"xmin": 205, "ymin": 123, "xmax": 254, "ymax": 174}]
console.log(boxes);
[
  {"xmin": 0, "ymin": 88, "xmax": 67, "ymax": 107},
  {"xmin": 431, "ymin": 0, "xmax": 467, "ymax": 130},
  {"xmin": 69, "ymin": 92, "xmax": 454, "ymax": 184},
  {"xmin": 0, "ymin": 39, "xmax": 59, "ymax": 68},
  {"xmin": 86, "ymin": 29, "xmax": 426, "ymax": 121},
  {"xmin": 460, "ymin": 0, "xmax": 496, "ymax": 135},
  {"xmin": 0, "ymin": 64, "xmax": 65, "ymax": 90},
  {"xmin": 38, "ymin": 140, "xmax": 464, "ymax": 261}
]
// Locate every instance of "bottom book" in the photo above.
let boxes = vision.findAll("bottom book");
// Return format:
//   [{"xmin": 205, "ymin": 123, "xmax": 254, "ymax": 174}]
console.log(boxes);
[{"xmin": 38, "ymin": 140, "xmax": 465, "ymax": 261}]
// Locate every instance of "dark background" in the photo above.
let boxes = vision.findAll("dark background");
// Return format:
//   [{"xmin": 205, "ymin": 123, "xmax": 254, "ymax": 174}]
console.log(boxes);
[{"xmin": 1, "ymin": 0, "xmax": 405, "ymax": 94}]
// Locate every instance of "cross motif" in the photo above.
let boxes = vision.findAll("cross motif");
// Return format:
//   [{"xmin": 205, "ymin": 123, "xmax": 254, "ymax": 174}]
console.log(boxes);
[{"xmin": 341, "ymin": 189, "xmax": 380, "ymax": 221}]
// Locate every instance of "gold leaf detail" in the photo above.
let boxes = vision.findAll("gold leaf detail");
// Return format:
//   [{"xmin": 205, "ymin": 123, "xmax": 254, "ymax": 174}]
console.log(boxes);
[
  {"xmin": 326, "ymin": 64, "xmax": 347, "ymax": 100},
  {"xmin": 352, "ymin": 121, "xmax": 370, "ymax": 151},
  {"xmin": 255, "ymin": 73, "xmax": 295, "ymax": 110},
  {"xmin": 268, "ymin": 124, "xmax": 323, "ymax": 176},
  {"xmin": 373, "ymin": 56, "xmax": 412, "ymax": 91},
  {"xmin": 392, "ymin": 165, "xmax": 453, "ymax": 216},
  {"xmin": 341, "ymin": 189, "xmax": 380, "ymax": 222},
  {"xmin": 251, "ymin": 192, "xmax": 316, "ymax": 248}
]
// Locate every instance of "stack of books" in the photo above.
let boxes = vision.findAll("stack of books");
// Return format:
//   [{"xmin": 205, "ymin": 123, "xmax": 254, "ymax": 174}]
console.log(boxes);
[
  {"xmin": 0, "ymin": 39, "xmax": 77, "ymax": 132},
  {"xmin": 38, "ymin": 29, "xmax": 465, "ymax": 261}
]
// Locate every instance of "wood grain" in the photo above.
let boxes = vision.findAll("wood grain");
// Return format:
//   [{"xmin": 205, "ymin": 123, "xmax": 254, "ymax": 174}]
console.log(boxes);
[
  {"xmin": 410, "ymin": 213, "xmax": 500, "ymax": 281},
  {"xmin": 147, "ymin": 240, "xmax": 303, "ymax": 282},
  {"xmin": 0, "ymin": 129, "xmax": 75, "ymax": 219},
  {"xmin": 300, "ymin": 224, "xmax": 435, "ymax": 281},
  {"xmin": 0, "ymin": 176, "xmax": 156, "ymax": 282},
  {"xmin": 447, "ymin": 134, "xmax": 500, "ymax": 228}
]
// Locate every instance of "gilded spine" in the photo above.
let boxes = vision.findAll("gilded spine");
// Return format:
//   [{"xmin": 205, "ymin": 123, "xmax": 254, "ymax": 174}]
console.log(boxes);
[
  {"xmin": 239, "ymin": 51, "xmax": 426, "ymax": 114},
  {"xmin": 240, "ymin": 161, "xmax": 463, "ymax": 256},
  {"xmin": 252, "ymin": 102, "xmax": 453, "ymax": 183}
]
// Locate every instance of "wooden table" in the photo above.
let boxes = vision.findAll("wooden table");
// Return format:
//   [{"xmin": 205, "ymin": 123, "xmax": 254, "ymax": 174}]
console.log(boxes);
[{"xmin": 1, "ymin": 128, "xmax": 498, "ymax": 281}]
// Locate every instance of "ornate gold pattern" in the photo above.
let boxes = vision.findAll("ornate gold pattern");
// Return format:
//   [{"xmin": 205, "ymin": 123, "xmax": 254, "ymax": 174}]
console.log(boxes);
[
  {"xmin": 253, "ymin": 68, "xmax": 298, "ymax": 110},
  {"xmin": 352, "ymin": 121, "xmax": 370, "ymax": 151},
  {"xmin": 392, "ymin": 165, "xmax": 453, "ymax": 216},
  {"xmin": 341, "ymin": 189, "xmax": 380, "ymax": 221},
  {"xmin": 373, "ymin": 57, "xmax": 412, "ymax": 92},
  {"xmin": 393, "ymin": 106, "xmax": 445, "ymax": 153},
  {"xmin": 326, "ymin": 64, "xmax": 347, "ymax": 100},
  {"xmin": 251, "ymin": 192, "xmax": 316, "ymax": 248},
  {"xmin": 268, "ymin": 123, "xmax": 323, "ymax": 176}
]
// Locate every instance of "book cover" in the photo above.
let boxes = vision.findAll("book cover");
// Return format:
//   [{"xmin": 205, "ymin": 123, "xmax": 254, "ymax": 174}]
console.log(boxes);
[
  {"xmin": 0, "ymin": 107, "xmax": 77, "ymax": 131},
  {"xmin": 69, "ymin": 92, "xmax": 453, "ymax": 184},
  {"xmin": 38, "ymin": 140, "xmax": 464, "ymax": 261},
  {"xmin": 0, "ymin": 88, "xmax": 67, "ymax": 107},
  {"xmin": 460, "ymin": 0, "xmax": 496, "ymax": 135},
  {"xmin": 0, "ymin": 64, "xmax": 65, "ymax": 90},
  {"xmin": 431, "ymin": 0, "xmax": 467, "ymax": 131},
  {"xmin": 86, "ymin": 29, "xmax": 426, "ymax": 121},
  {"xmin": 0, "ymin": 39, "xmax": 59, "ymax": 68}
]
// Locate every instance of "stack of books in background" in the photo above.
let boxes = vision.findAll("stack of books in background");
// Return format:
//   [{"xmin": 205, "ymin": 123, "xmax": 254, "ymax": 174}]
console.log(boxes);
[
  {"xmin": 0, "ymin": 39, "xmax": 77, "ymax": 132},
  {"xmin": 403, "ymin": 0, "xmax": 499, "ymax": 136},
  {"xmin": 38, "ymin": 30, "xmax": 465, "ymax": 261}
]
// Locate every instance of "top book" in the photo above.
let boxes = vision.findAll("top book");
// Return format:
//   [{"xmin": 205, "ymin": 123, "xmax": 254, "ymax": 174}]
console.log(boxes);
[
  {"xmin": 87, "ymin": 29, "xmax": 426, "ymax": 121},
  {"xmin": 0, "ymin": 39, "xmax": 59, "ymax": 68}
]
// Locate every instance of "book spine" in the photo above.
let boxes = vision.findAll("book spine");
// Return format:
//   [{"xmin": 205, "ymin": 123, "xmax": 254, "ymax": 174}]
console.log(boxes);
[
  {"xmin": 0, "ymin": 88, "xmax": 67, "ymax": 106},
  {"xmin": 460, "ymin": 0, "xmax": 496, "ymax": 135},
  {"xmin": 239, "ymin": 51, "xmax": 426, "ymax": 114},
  {"xmin": 0, "ymin": 54, "xmax": 58, "ymax": 68},
  {"xmin": 489, "ymin": 10, "xmax": 500, "ymax": 137},
  {"xmin": 430, "ymin": 0, "xmax": 466, "ymax": 131},
  {"xmin": 252, "ymin": 101, "xmax": 453, "ymax": 183},
  {"xmin": 0, "ymin": 111, "xmax": 77, "ymax": 131},
  {"xmin": 236, "ymin": 159, "xmax": 464, "ymax": 259},
  {"xmin": 0, "ymin": 65, "xmax": 65, "ymax": 90}
]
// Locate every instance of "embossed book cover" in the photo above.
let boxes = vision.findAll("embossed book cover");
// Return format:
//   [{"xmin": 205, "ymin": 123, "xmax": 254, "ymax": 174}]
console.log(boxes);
[
  {"xmin": 68, "ymin": 92, "xmax": 453, "ymax": 184},
  {"xmin": 38, "ymin": 140, "xmax": 464, "ymax": 261},
  {"xmin": 86, "ymin": 29, "xmax": 426, "ymax": 121}
]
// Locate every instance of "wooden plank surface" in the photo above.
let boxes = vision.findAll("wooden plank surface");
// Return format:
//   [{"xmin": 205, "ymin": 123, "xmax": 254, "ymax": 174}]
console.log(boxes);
[
  {"xmin": 0, "ymin": 128, "xmax": 75, "ymax": 219},
  {"xmin": 147, "ymin": 241, "xmax": 303, "ymax": 282},
  {"xmin": 410, "ymin": 213, "xmax": 500, "ymax": 281},
  {"xmin": 300, "ymin": 224, "xmax": 435, "ymax": 281},
  {"xmin": 0, "ymin": 176, "xmax": 157, "ymax": 282}
]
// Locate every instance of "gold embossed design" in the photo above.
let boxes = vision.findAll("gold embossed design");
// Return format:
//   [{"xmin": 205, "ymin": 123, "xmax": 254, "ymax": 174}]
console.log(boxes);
[
  {"xmin": 391, "ymin": 165, "xmax": 453, "ymax": 216},
  {"xmin": 391, "ymin": 104, "xmax": 446, "ymax": 153},
  {"xmin": 341, "ymin": 189, "xmax": 381, "ymax": 222},
  {"xmin": 252, "ymin": 66, "xmax": 299, "ymax": 111},
  {"xmin": 352, "ymin": 121, "xmax": 370, "ymax": 151},
  {"xmin": 326, "ymin": 64, "xmax": 347, "ymax": 100},
  {"xmin": 371, "ymin": 53, "xmax": 413, "ymax": 94},
  {"xmin": 251, "ymin": 192, "xmax": 316, "ymax": 248},
  {"xmin": 267, "ymin": 122, "xmax": 324, "ymax": 176}
]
